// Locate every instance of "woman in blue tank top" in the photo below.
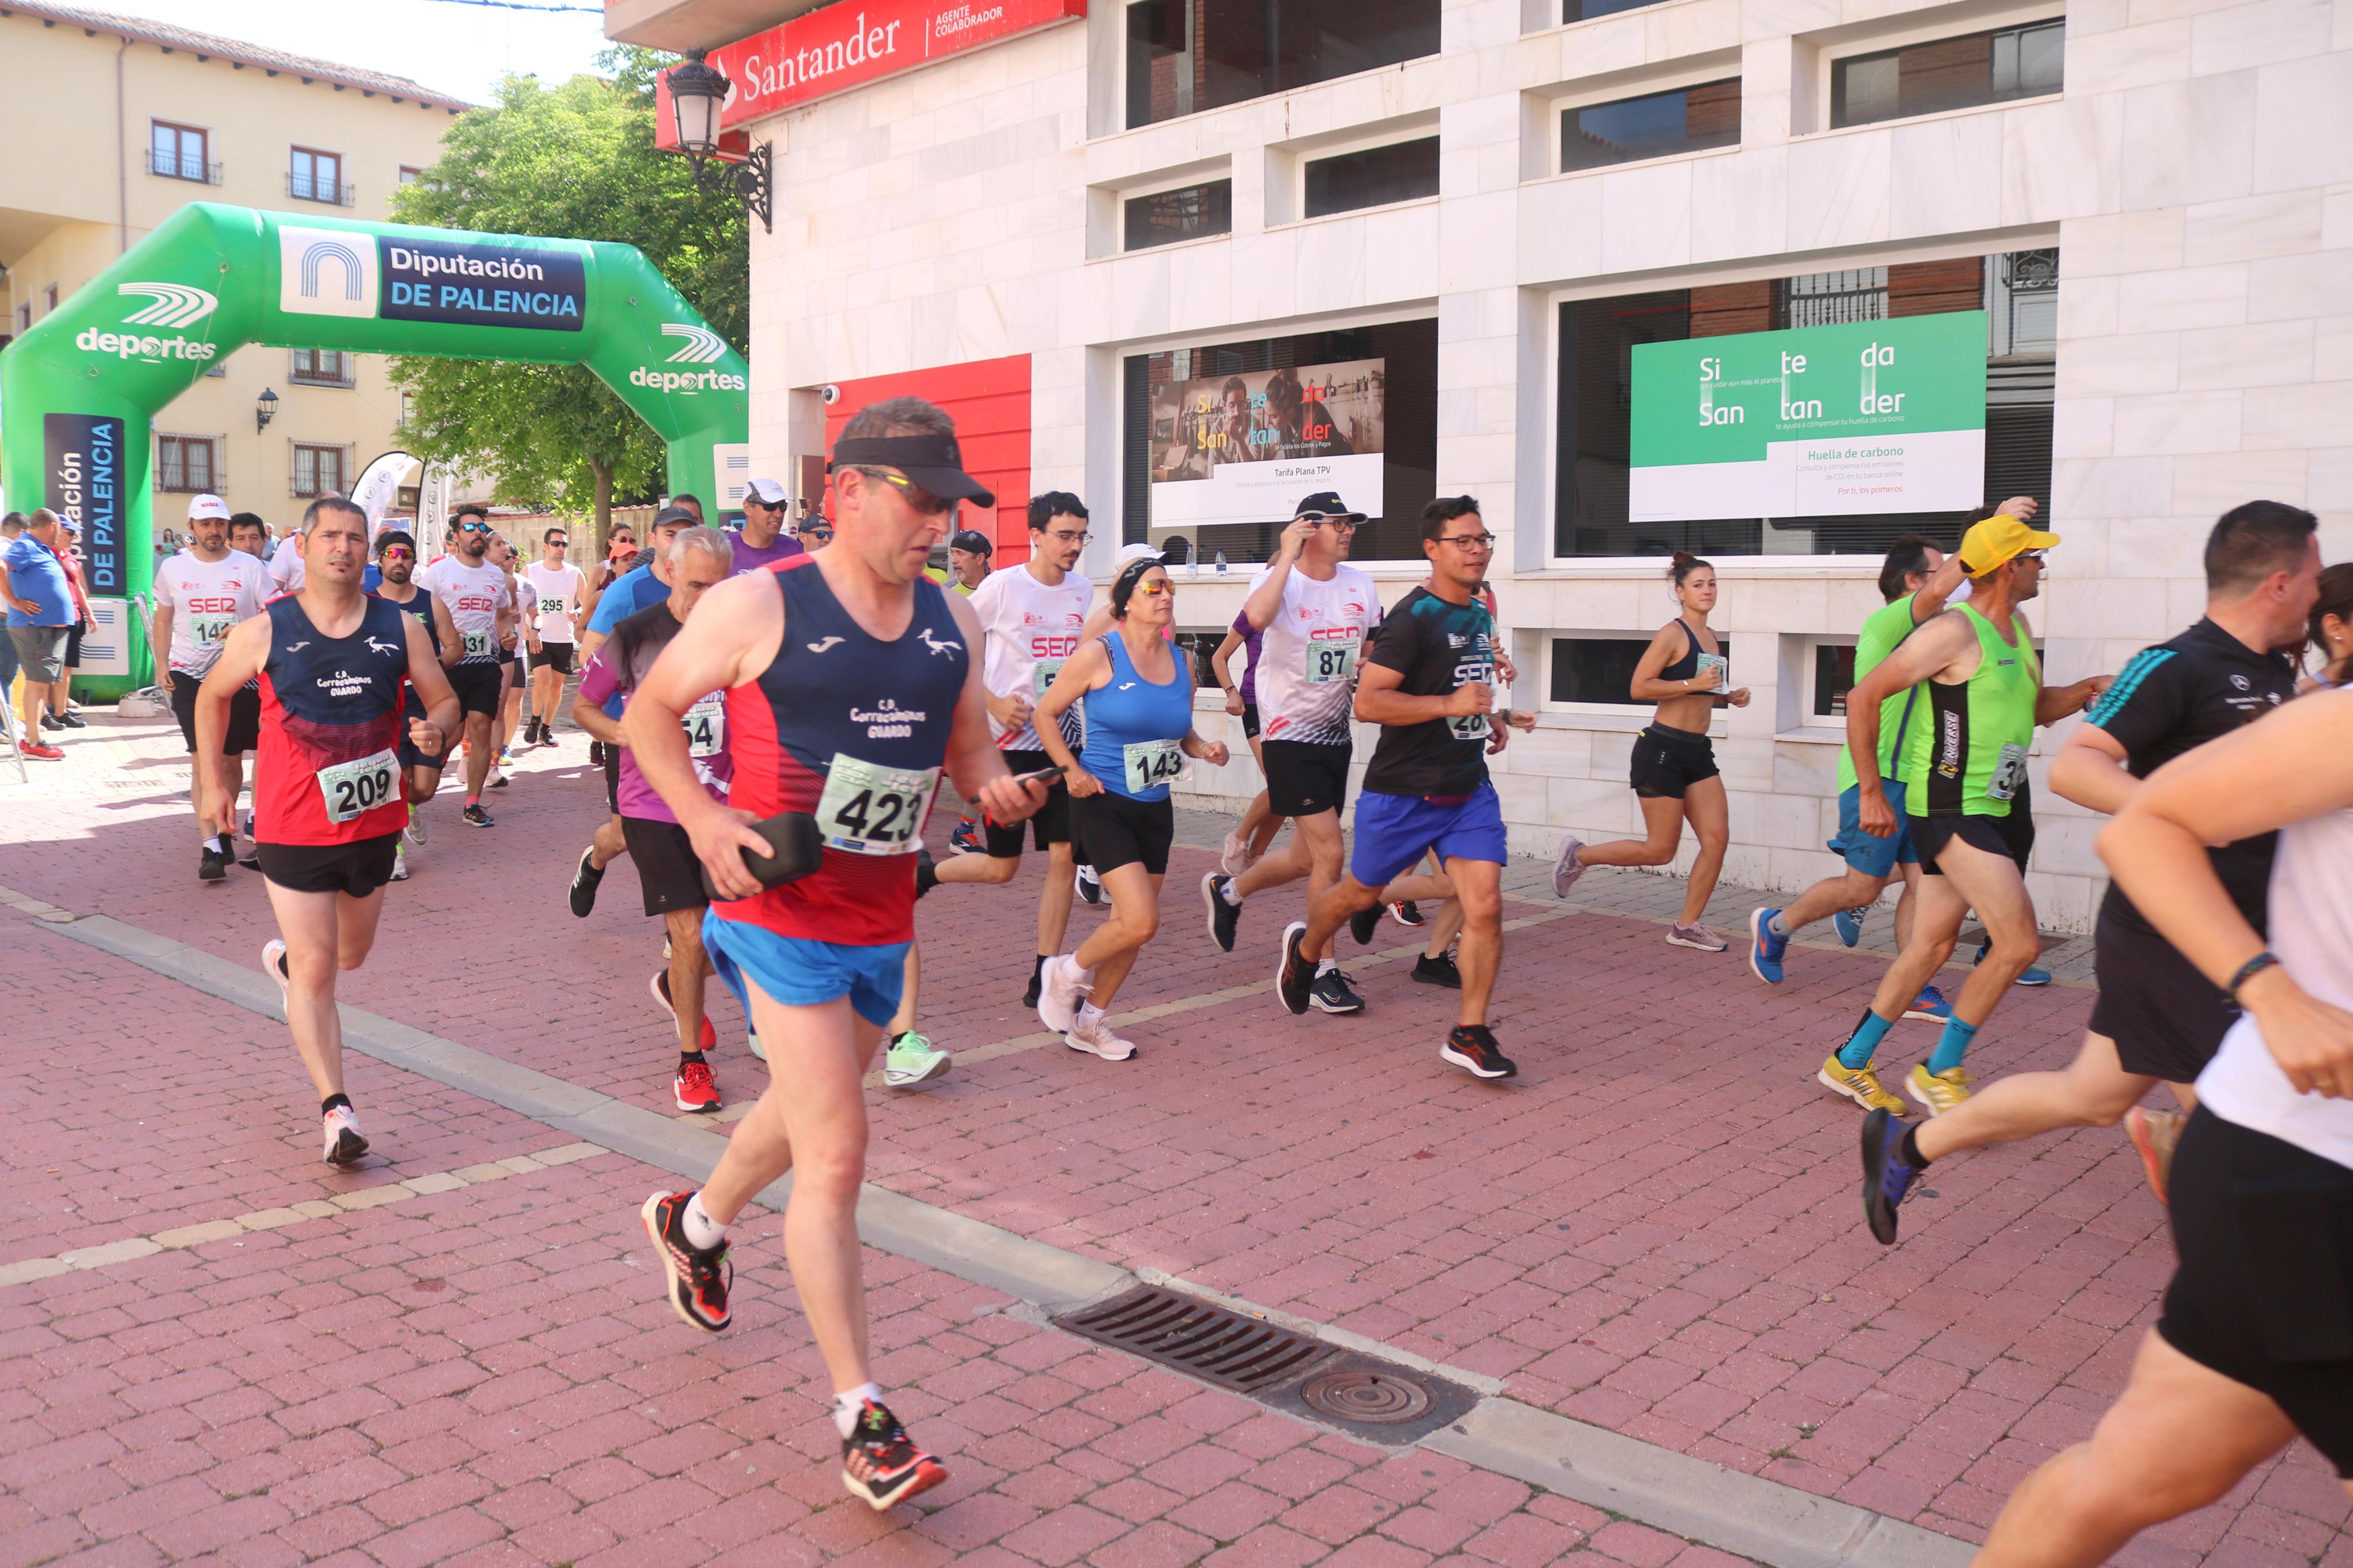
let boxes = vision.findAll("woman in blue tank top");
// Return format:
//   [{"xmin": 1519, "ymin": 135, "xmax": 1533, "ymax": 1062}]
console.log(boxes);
[{"xmin": 1030, "ymin": 557, "xmax": 1228, "ymax": 1060}]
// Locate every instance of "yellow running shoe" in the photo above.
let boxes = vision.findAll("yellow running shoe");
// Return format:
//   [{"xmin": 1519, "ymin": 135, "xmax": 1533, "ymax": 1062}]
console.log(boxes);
[
  {"xmin": 1818, "ymin": 1055, "xmax": 1907, "ymax": 1114},
  {"xmin": 1907, "ymin": 1062, "xmax": 1975, "ymax": 1117}
]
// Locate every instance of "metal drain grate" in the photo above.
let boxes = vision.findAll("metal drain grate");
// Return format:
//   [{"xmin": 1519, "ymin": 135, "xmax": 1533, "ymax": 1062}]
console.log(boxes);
[
  {"xmin": 1054, "ymin": 1286, "xmax": 1333, "ymax": 1395},
  {"xmin": 1053, "ymin": 1286, "xmax": 1481, "ymax": 1444}
]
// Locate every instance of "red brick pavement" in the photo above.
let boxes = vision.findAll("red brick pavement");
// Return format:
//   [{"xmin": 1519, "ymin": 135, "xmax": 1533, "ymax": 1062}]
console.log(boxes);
[{"xmin": 3, "ymin": 712, "xmax": 2350, "ymax": 1563}]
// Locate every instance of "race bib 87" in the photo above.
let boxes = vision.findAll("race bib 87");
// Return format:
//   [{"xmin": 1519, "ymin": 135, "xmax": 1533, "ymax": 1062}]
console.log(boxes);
[{"xmin": 1304, "ymin": 631, "xmax": 1360, "ymax": 685}]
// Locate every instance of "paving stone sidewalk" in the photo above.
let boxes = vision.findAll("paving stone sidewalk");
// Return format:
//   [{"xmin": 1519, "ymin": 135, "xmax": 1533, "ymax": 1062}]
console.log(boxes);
[{"xmin": 3, "ymin": 708, "xmax": 2347, "ymax": 1565}]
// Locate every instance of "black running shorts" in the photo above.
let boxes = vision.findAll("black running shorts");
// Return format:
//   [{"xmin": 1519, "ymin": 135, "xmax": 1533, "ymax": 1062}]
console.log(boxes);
[
  {"xmin": 2091, "ymin": 909, "xmax": 2237, "ymax": 1083},
  {"xmin": 1628, "ymin": 723, "xmax": 1717, "ymax": 799},
  {"xmin": 1916, "ymin": 806, "xmax": 2033, "ymax": 876},
  {"xmin": 1071, "ymin": 788, "xmax": 1175, "ymax": 877},
  {"xmin": 982, "ymin": 748, "xmax": 1072, "ymax": 856},
  {"xmin": 446, "ymin": 662, "xmax": 502, "ymax": 718},
  {"xmin": 170, "ymin": 670, "xmax": 260, "ymax": 755},
  {"xmin": 254, "ymin": 834, "xmax": 400, "ymax": 897},
  {"xmin": 622, "ymin": 815, "xmax": 708, "ymax": 916},
  {"xmin": 2159, "ymin": 1106, "xmax": 2353, "ymax": 1476},
  {"xmin": 1262, "ymin": 739, "xmax": 1351, "ymax": 818},
  {"xmin": 1241, "ymin": 702, "xmax": 1261, "ymax": 740},
  {"xmin": 535, "ymin": 642, "xmax": 576, "ymax": 675}
]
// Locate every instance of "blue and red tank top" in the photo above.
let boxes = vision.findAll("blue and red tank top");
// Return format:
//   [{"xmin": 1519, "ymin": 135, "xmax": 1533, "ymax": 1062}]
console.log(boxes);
[
  {"xmin": 718, "ymin": 557, "xmax": 968, "ymax": 946},
  {"xmin": 254, "ymin": 595, "xmax": 413, "ymax": 846},
  {"xmin": 374, "ymin": 586, "xmax": 440, "ymax": 720}
]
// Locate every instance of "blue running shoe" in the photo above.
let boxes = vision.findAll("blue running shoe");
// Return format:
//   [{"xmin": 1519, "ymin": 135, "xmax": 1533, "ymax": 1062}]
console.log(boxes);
[
  {"xmin": 1861, "ymin": 1108, "xmax": 1922, "ymax": 1245},
  {"xmin": 1902, "ymin": 984, "xmax": 1952, "ymax": 1023},
  {"xmin": 1975, "ymin": 938, "xmax": 2053, "ymax": 986},
  {"xmin": 1834, "ymin": 906, "xmax": 1866, "ymax": 947},
  {"xmin": 1748, "ymin": 907, "xmax": 1787, "ymax": 984}
]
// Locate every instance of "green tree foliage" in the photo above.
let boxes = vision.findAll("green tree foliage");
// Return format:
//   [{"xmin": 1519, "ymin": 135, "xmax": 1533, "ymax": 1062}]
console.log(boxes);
[{"xmin": 388, "ymin": 47, "xmax": 747, "ymax": 539}]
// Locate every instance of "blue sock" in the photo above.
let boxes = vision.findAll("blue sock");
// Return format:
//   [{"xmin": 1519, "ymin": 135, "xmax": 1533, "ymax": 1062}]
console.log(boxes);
[
  {"xmin": 1837, "ymin": 1010, "xmax": 1895, "ymax": 1071},
  {"xmin": 1928, "ymin": 1016, "xmax": 1981, "ymax": 1076}
]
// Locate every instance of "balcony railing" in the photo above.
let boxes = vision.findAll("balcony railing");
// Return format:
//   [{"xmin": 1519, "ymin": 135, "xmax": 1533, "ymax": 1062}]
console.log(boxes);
[
  {"xmin": 286, "ymin": 171, "xmax": 355, "ymax": 206},
  {"xmin": 146, "ymin": 147, "xmax": 223, "ymax": 184}
]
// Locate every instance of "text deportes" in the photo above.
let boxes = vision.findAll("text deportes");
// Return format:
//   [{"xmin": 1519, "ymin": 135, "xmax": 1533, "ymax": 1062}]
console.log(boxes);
[
  {"xmin": 77, "ymin": 328, "xmax": 219, "ymax": 362},
  {"xmin": 630, "ymin": 365, "xmax": 749, "ymax": 393}
]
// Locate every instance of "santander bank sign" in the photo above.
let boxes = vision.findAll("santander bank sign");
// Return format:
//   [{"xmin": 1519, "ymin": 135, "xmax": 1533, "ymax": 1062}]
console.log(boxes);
[{"xmin": 707, "ymin": 0, "xmax": 1085, "ymax": 125}]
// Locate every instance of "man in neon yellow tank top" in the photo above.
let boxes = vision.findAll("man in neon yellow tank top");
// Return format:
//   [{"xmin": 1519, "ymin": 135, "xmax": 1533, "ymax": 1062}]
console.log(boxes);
[{"xmin": 1826, "ymin": 513, "xmax": 2111, "ymax": 1117}]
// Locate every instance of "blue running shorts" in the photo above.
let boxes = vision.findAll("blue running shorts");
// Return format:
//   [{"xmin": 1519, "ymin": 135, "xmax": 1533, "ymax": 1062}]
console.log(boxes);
[
  {"xmin": 702, "ymin": 912, "xmax": 910, "ymax": 1028},
  {"xmin": 1826, "ymin": 780, "xmax": 1918, "ymax": 878},
  {"xmin": 1350, "ymin": 783, "xmax": 1509, "ymax": 890}
]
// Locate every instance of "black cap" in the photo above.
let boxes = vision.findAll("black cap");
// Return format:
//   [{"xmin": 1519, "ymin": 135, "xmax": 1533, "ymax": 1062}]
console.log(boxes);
[
  {"xmin": 830, "ymin": 432, "xmax": 997, "ymax": 508},
  {"xmin": 1293, "ymin": 490, "xmax": 1365, "ymax": 522},
  {"xmin": 651, "ymin": 506, "xmax": 697, "ymax": 529},
  {"xmin": 949, "ymin": 528, "xmax": 993, "ymax": 554}
]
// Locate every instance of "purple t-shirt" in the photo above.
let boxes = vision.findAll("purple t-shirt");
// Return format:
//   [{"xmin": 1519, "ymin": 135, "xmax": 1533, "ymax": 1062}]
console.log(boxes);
[
  {"xmin": 1231, "ymin": 611, "xmax": 1264, "ymax": 706},
  {"xmin": 576, "ymin": 599, "xmax": 731, "ymax": 823},
  {"xmin": 727, "ymin": 528, "xmax": 804, "ymax": 573}
]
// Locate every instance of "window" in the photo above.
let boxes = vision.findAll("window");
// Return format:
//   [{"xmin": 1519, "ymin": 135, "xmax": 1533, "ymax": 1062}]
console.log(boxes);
[
  {"xmin": 399, "ymin": 165, "xmax": 425, "ymax": 185},
  {"xmin": 1832, "ymin": 20, "xmax": 2063, "ymax": 129},
  {"xmin": 1566, "ymin": 0, "xmax": 1664, "ymax": 19},
  {"xmin": 292, "ymin": 443, "xmax": 348, "ymax": 498},
  {"xmin": 157, "ymin": 436, "xmax": 218, "ymax": 494},
  {"xmin": 1552, "ymin": 251, "xmax": 2061, "ymax": 558},
  {"xmin": 149, "ymin": 120, "xmax": 214, "ymax": 183},
  {"xmin": 1812, "ymin": 641, "xmax": 1858, "ymax": 717},
  {"xmin": 14, "ymin": 305, "xmax": 27, "ymax": 334},
  {"xmin": 1125, "ymin": 180, "xmax": 1234, "ymax": 250},
  {"xmin": 1124, "ymin": 317, "xmax": 1436, "ymax": 564},
  {"xmin": 1303, "ymin": 137, "xmax": 1440, "ymax": 218},
  {"xmin": 1126, "ymin": 0, "xmax": 1438, "ymax": 129},
  {"xmin": 1563, "ymin": 80, "xmax": 1740, "ymax": 172},
  {"xmin": 289, "ymin": 147, "xmax": 349, "ymax": 205},
  {"xmin": 1549, "ymin": 636, "xmax": 1730, "ymax": 706},
  {"xmin": 290, "ymin": 349, "xmax": 351, "ymax": 386},
  {"xmin": 42, "ymin": 284, "xmax": 58, "ymax": 315}
]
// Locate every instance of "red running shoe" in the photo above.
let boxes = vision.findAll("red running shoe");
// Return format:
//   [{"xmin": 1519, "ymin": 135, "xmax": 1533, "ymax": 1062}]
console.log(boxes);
[
  {"xmin": 673, "ymin": 1057, "xmax": 721, "ymax": 1114},
  {"xmin": 841, "ymin": 1399, "xmax": 947, "ymax": 1511},
  {"xmin": 651, "ymin": 969, "xmax": 718, "ymax": 1050}
]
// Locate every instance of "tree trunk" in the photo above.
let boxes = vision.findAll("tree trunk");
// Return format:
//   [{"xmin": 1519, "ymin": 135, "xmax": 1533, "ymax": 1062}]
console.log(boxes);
[{"xmin": 588, "ymin": 454, "xmax": 613, "ymax": 555}]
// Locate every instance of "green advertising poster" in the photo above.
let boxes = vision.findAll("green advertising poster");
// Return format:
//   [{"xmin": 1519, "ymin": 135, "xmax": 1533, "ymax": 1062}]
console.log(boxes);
[{"xmin": 1628, "ymin": 312, "xmax": 1988, "ymax": 522}]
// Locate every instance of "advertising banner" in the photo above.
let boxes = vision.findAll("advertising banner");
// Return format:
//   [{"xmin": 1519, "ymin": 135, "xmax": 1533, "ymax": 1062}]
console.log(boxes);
[
  {"xmin": 1628, "ymin": 312, "xmax": 1988, "ymax": 522},
  {"xmin": 1147, "ymin": 358, "xmax": 1385, "ymax": 535},
  {"xmin": 709, "ymin": 0, "xmax": 1085, "ymax": 127},
  {"xmin": 46, "ymin": 412, "xmax": 127, "ymax": 595}
]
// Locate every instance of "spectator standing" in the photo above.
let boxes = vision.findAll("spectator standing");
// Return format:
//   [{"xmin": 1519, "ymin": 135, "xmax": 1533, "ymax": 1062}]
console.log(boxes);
[
  {"xmin": 3, "ymin": 510, "xmax": 78, "ymax": 758},
  {"xmin": 727, "ymin": 478, "xmax": 804, "ymax": 573}
]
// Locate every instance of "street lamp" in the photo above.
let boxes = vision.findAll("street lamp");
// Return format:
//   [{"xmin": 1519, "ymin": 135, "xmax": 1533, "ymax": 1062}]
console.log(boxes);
[
  {"xmin": 662, "ymin": 49, "xmax": 772, "ymax": 234},
  {"xmin": 255, "ymin": 387, "xmax": 278, "ymax": 433}
]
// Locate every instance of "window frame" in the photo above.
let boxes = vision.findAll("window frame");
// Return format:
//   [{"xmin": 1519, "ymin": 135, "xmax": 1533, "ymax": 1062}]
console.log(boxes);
[
  {"xmin": 1536, "ymin": 56, "xmax": 1745, "ymax": 180},
  {"xmin": 1812, "ymin": 4, "xmax": 2065, "ymax": 135},
  {"xmin": 288, "ymin": 145, "xmax": 350, "ymax": 206},
  {"xmin": 1121, "ymin": 175, "xmax": 1236, "ymax": 253},
  {"xmin": 155, "ymin": 434, "xmax": 221, "ymax": 496},
  {"xmin": 289, "ymin": 347, "xmax": 354, "ymax": 388},
  {"xmin": 290, "ymin": 442, "xmax": 352, "ymax": 499},
  {"xmin": 148, "ymin": 119, "xmax": 215, "ymax": 184},
  {"xmin": 1542, "ymin": 630, "xmax": 1732, "ymax": 718},
  {"xmin": 1559, "ymin": 76, "xmax": 1743, "ymax": 176},
  {"xmin": 1122, "ymin": 0, "xmax": 1442, "ymax": 130},
  {"xmin": 1298, "ymin": 133, "xmax": 1443, "ymax": 222}
]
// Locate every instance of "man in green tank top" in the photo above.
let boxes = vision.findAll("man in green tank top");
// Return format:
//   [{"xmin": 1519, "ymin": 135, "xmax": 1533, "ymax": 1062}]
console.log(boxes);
[{"xmin": 1822, "ymin": 513, "xmax": 2111, "ymax": 1118}]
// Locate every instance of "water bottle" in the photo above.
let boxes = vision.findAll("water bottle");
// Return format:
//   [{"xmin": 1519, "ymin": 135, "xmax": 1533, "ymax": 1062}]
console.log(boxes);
[{"xmin": 1214, "ymin": 548, "xmax": 1227, "ymax": 575}]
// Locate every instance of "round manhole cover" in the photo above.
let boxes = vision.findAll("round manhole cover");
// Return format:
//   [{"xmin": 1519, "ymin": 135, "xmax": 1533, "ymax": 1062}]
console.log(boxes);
[{"xmin": 1298, "ymin": 1368, "xmax": 1432, "ymax": 1424}]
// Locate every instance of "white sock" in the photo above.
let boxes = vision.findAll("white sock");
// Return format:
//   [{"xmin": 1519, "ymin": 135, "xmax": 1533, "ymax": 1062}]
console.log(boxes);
[
  {"xmin": 1076, "ymin": 1001, "xmax": 1104, "ymax": 1031},
  {"xmin": 1316, "ymin": 957, "xmax": 1337, "ymax": 976},
  {"xmin": 833, "ymin": 1382, "xmax": 882, "ymax": 1439},
  {"xmin": 1220, "ymin": 879, "xmax": 1243, "ymax": 906},
  {"xmin": 681, "ymin": 1191, "xmax": 727, "ymax": 1250},
  {"xmin": 205, "ymin": 833, "xmax": 229, "ymax": 854}
]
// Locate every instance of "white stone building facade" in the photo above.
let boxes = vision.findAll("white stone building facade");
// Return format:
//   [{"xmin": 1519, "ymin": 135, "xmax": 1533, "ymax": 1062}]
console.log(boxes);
[{"xmin": 652, "ymin": 0, "xmax": 2353, "ymax": 931}]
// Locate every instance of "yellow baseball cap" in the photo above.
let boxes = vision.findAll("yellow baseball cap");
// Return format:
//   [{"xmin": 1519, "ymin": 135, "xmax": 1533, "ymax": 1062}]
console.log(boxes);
[{"xmin": 1958, "ymin": 513, "xmax": 2060, "ymax": 574}]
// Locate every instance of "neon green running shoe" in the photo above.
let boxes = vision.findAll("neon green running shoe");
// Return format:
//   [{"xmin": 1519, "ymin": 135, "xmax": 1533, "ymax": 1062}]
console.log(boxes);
[{"xmin": 884, "ymin": 1032, "xmax": 951, "ymax": 1089}]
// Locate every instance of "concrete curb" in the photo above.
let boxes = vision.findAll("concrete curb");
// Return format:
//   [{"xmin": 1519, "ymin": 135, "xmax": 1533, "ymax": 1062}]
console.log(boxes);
[
  {"xmin": 37, "ymin": 906, "xmax": 1981, "ymax": 1568},
  {"xmin": 1428, "ymin": 1399, "xmax": 1977, "ymax": 1568}
]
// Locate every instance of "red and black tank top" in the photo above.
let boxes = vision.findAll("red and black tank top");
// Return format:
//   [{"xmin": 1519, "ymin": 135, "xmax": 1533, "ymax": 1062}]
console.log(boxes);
[{"xmin": 254, "ymin": 595, "xmax": 412, "ymax": 846}]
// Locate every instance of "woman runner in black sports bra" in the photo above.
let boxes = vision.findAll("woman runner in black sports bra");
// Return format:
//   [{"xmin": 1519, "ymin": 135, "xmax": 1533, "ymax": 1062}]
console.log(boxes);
[{"xmin": 1552, "ymin": 550, "xmax": 1750, "ymax": 951}]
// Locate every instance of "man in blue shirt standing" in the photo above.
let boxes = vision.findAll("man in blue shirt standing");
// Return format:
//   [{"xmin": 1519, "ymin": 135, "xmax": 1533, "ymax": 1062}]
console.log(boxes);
[
  {"xmin": 3, "ymin": 509, "xmax": 77, "ymax": 760},
  {"xmin": 567, "ymin": 506, "xmax": 697, "ymax": 916}
]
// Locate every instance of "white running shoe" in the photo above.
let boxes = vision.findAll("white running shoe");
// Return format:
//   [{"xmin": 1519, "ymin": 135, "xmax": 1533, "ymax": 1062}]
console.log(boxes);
[
  {"xmin": 1074, "ymin": 863, "xmax": 1103, "ymax": 905},
  {"xmin": 1037, "ymin": 954, "xmax": 1089, "ymax": 1036},
  {"xmin": 390, "ymin": 841, "xmax": 410, "ymax": 881},
  {"xmin": 262, "ymin": 939, "xmax": 290, "ymax": 1005},
  {"xmin": 1063, "ymin": 1005, "xmax": 1137, "ymax": 1061},
  {"xmin": 1220, "ymin": 830, "xmax": 1253, "ymax": 877},
  {"xmin": 1550, "ymin": 837, "xmax": 1587, "ymax": 898},
  {"xmin": 321, "ymin": 1104, "xmax": 368, "ymax": 1165},
  {"xmin": 747, "ymin": 1032, "xmax": 766, "ymax": 1062},
  {"xmin": 404, "ymin": 811, "xmax": 428, "ymax": 846}
]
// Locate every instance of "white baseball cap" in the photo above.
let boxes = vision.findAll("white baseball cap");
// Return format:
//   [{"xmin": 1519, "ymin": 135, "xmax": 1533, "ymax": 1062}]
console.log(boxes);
[
  {"xmin": 1115, "ymin": 542, "xmax": 1163, "ymax": 568},
  {"xmin": 187, "ymin": 493, "xmax": 230, "ymax": 521},
  {"xmin": 745, "ymin": 476, "xmax": 786, "ymax": 506}
]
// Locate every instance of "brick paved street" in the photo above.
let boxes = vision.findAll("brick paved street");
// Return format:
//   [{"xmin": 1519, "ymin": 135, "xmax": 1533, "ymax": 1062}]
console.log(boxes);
[{"xmin": 4, "ymin": 708, "xmax": 2350, "ymax": 1566}]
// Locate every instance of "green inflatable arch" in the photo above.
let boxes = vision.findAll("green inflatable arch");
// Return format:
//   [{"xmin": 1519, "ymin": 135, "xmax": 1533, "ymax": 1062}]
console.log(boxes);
[{"xmin": 0, "ymin": 202, "xmax": 748, "ymax": 699}]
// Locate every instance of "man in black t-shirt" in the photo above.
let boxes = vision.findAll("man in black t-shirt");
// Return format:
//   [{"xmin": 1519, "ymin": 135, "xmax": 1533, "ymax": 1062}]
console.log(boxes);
[
  {"xmin": 1860, "ymin": 502, "xmax": 2322, "ymax": 1243},
  {"xmin": 1273, "ymin": 497, "xmax": 1534, "ymax": 1079}
]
